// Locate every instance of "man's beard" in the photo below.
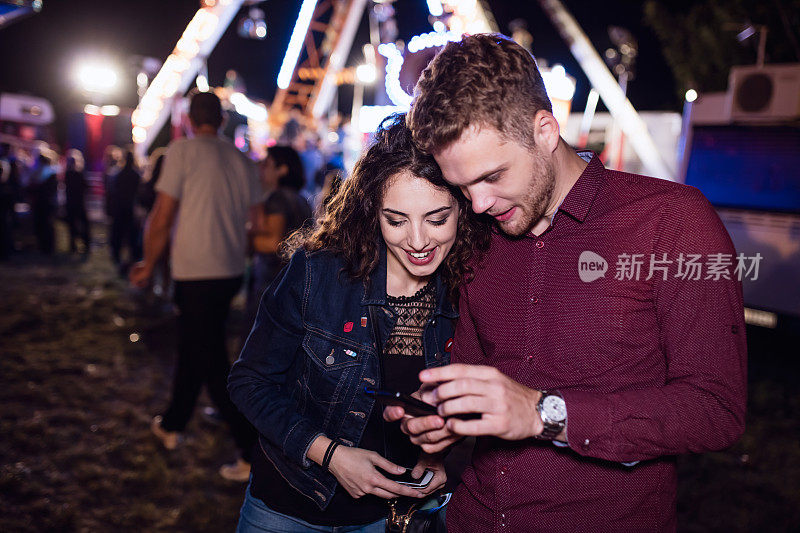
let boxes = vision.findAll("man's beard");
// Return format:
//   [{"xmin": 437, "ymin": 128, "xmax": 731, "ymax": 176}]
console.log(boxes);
[{"xmin": 501, "ymin": 150, "xmax": 556, "ymax": 237}]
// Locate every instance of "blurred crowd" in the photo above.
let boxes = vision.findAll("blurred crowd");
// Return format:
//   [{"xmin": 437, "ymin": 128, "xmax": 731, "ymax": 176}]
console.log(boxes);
[
  {"xmin": 0, "ymin": 120, "xmax": 347, "ymax": 283},
  {"xmin": 1, "ymin": 107, "xmax": 350, "ymax": 481}
]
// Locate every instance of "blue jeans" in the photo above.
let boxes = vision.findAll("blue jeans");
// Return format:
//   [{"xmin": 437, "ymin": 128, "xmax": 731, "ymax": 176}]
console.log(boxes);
[{"xmin": 236, "ymin": 486, "xmax": 386, "ymax": 533}]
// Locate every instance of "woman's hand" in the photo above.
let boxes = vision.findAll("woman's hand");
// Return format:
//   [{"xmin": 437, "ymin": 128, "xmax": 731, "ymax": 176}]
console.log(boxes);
[
  {"xmin": 328, "ymin": 446, "xmax": 428, "ymax": 500},
  {"xmin": 411, "ymin": 452, "xmax": 447, "ymax": 495}
]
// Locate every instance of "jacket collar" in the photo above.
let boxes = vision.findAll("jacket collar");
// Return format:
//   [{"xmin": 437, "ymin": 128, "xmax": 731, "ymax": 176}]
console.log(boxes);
[{"xmin": 361, "ymin": 244, "xmax": 458, "ymax": 319}]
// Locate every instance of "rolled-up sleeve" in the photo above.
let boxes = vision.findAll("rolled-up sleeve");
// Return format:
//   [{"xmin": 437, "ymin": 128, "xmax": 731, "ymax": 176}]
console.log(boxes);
[{"xmin": 228, "ymin": 250, "xmax": 322, "ymax": 468}]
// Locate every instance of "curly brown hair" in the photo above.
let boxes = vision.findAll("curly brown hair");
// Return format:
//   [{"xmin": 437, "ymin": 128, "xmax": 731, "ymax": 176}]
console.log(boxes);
[
  {"xmin": 284, "ymin": 114, "xmax": 491, "ymax": 302},
  {"xmin": 408, "ymin": 33, "xmax": 552, "ymax": 154}
]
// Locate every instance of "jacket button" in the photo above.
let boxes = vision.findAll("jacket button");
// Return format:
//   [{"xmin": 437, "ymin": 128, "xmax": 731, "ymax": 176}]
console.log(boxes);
[
  {"xmin": 435, "ymin": 352, "xmax": 442, "ymax": 360},
  {"xmin": 431, "ymin": 318, "xmax": 437, "ymax": 326}
]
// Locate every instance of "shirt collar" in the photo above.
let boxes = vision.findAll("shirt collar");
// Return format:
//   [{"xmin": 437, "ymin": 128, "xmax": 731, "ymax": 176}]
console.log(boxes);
[{"xmin": 555, "ymin": 152, "xmax": 605, "ymax": 224}]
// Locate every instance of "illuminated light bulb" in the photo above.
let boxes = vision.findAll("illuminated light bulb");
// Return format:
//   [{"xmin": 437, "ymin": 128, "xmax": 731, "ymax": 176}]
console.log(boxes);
[
  {"xmin": 426, "ymin": 0, "xmax": 443, "ymax": 16},
  {"xmin": 196, "ymin": 74, "xmax": 210, "ymax": 92},
  {"xmin": 77, "ymin": 62, "xmax": 118, "ymax": 93},
  {"xmin": 161, "ymin": 73, "xmax": 182, "ymax": 98},
  {"xmin": 176, "ymin": 37, "xmax": 200, "ymax": 56},
  {"xmin": 133, "ymin": 126, "xmax": 147, "ymax": 143},
  {"xmin": 198, "ymin": 13, "xmax": 219, "ymax": 40},
  {"xmin": 356, "ymin": 64, "xmax": 377, "ymax": 84},
  {"xmin": 541, "ymin": 65, "xmax": 576, "ymax": 101}
]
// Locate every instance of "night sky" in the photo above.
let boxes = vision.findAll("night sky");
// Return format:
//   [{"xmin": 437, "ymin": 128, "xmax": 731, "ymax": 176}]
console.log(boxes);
[{"xmin": 0, "ymin": 0, "xmax": 678, "ymax": 144}]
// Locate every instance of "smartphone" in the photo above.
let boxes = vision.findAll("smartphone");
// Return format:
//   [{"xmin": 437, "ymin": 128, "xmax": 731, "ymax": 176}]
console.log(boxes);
[
  {"xmin": 363, "ymin": 387, "xmax": 439, "ymax": 417},
  {"xmin": 381, "ymin": 468, "xmax": 435, "ymax": 488}
]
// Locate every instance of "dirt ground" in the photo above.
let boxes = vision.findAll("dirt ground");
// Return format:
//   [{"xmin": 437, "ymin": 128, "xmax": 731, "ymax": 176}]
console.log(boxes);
[
  {"xmin": 0, "ymin": 223, "xmax": 247, "ymax": 531},
  {"xmin": 1, "ymin": 221, "xmax": 799, "ymax": 532}
]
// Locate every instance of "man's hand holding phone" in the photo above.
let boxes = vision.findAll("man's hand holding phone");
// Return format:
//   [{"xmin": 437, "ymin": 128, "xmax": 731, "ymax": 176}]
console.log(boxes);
[
  {"xmin": 382, "ymin": 385, "xmax": 464, "ymax": 454},
  {"xmin": 385, "ymin": 364, "xmax": 546, "ymax": 451}
]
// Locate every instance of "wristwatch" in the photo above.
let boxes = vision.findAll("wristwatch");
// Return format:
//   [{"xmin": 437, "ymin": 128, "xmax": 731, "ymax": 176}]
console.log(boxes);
[{"xmin": 535, "ymin": 390, "xmax": 567, "ymax": 440}]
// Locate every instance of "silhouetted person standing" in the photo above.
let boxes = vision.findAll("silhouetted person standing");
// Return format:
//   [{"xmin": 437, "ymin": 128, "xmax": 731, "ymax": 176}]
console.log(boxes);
[
  {"xmin": 28, "ymin": 152, "xmax": 57, "ymax": 255},
  {"xmin": 130, "ymin": 91, "xmax": 260, "ymax": 481},
  {"xmin": 109, "ymin": 150, "xmax": 141, "ymax": 274},
  {"xmin": 64, "ymin": 149, "xmax": 91, "ymax": 256},
  {"xmin": 102, "ymin": 145, "xmax": 122, "ymax": 219},
  {"xmin": 0, "ymin": 143, "xmax": 19, "ymax": 260}
]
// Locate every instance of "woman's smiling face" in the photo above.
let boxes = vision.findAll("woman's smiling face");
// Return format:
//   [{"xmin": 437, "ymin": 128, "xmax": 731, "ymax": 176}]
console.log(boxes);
[{"xmin": 379, "ymin": 171, "xmax": 459, "ymax": 287}]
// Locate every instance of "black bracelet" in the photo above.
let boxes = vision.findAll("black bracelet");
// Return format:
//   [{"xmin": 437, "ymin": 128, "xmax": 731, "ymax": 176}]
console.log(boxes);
[{"xmin": 321, "ymin": 440, "xmax": 340, "ymax": 471}]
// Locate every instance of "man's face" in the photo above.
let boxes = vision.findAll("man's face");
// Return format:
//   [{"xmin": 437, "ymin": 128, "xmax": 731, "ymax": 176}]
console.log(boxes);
[{"xmin": 434, "ymin": 124, "xmax": 556, "ymax": 237}]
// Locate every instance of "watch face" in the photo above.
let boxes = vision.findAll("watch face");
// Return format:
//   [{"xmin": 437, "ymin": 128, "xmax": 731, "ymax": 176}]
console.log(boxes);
[{"xmin": 542, "ymin": 395, "xmax": 567, "ymax": 422}]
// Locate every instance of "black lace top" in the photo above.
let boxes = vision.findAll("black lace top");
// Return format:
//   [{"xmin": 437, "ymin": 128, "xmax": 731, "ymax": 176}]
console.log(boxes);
[{"xmin": 384, "ymin": 281, "xmax": 437, "ymax": 358}]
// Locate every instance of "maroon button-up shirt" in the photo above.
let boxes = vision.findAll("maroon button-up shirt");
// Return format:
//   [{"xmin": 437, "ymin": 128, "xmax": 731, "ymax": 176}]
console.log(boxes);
[{"xmin": 448, "ymin": 155, "xmax": 747, "ymax": 532}]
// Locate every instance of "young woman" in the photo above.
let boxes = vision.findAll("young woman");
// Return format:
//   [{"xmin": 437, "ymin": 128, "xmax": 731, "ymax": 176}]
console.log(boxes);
[
  {"xmin": 229, "ymin": 115, "xmax": 489, "ymax": 532},
  {"xmin": 246, "ymin": 145, "xmax": 313, "ymax": 329}
]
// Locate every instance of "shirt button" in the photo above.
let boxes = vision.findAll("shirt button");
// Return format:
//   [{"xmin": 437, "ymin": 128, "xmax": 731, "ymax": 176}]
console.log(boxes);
[
  {"xmin": 500, "ymin": 469, "xmax": 506, "ymax": 475},
  {"xmin": 583, "ymin": 438, "xmax": 591, "ymax": 450},
  {"xmin": 530, "ymin": 296, "xmax": 539, "ymax": 304},
  {"xmin": 535, "ymin": 240, "xmax": 545, "ymax": 249},
  {"xmin": 526, "ymin": 355, "xmax": 534, "ymax": 363}
]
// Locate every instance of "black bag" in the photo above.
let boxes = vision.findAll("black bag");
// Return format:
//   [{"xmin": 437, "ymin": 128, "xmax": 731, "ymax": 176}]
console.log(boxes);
[{"xmin": 386, "ymin": 493, "xmax": 451, "ymax": 533}]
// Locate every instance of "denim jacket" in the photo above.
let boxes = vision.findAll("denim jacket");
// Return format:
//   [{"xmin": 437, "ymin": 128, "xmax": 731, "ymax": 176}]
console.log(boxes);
[{"xmin": 228, "ymin": 246, "xmax": 457, "ymax": 509}]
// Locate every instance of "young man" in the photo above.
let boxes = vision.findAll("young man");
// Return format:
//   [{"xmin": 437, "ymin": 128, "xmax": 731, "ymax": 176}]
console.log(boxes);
[
  {"xmin": 130, "ymin": 91, "xmax": 259, "ymax": 481},
  {"xmin": 385, "ymin": 34, "xmax": 747, "ymax": 531}
]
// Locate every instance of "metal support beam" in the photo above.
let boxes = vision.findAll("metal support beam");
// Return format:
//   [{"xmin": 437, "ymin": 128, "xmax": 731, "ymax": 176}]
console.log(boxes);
[{"xmin": 538, "ymin": 0, "xmax": 675, "ymax": 179}]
